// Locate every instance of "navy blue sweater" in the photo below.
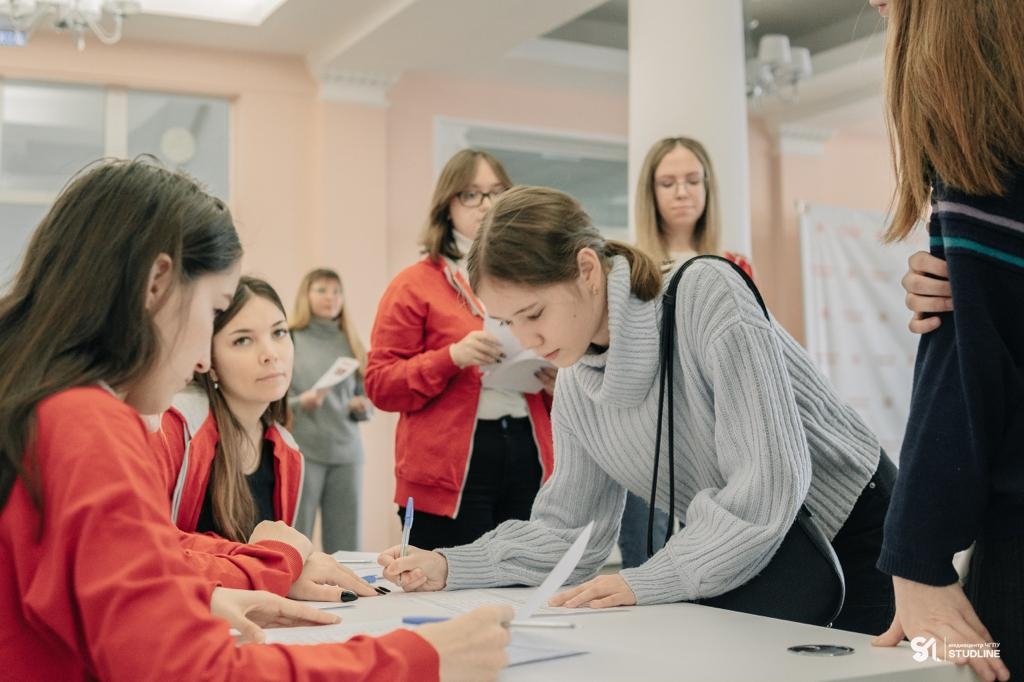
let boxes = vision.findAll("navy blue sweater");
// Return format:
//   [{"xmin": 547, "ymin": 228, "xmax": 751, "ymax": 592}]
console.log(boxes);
[{"xmin": 878, "ymin": 170, "xmax": 1024, "ymax": 586}]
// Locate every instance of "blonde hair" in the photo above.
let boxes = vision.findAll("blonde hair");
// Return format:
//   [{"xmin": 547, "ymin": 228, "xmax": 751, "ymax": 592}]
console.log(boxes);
[
  {"xmin": 635, "ymin": 137, "xmax": 720, "ymax": 262},
  {"xmin": 290, "ymin": 268, "xmax": 367, "ymax": 374},
  {"xmin": 420, "ymin": 149, "xmax": 513, "ymax": 262},
  {"xmin": 467, "ymin": 186, "xmax": 662, "ymax": 302},
  {"xmin": 884, "ymin": 0, "xmax": 1024, "ymax": 241}
]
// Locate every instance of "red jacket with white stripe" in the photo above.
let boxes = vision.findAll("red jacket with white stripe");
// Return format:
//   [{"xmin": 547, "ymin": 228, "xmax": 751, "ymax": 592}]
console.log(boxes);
[
  {"xmin": 366, "ymin": 256, "xmax": 555, "ymax": 518},
  {"xmin": 150, "ymin": 386, "xmax": 307, "ymax": 594},
  {"xmin": 157, "ymin": 386, "xmax": 305, "ymax": 530}
]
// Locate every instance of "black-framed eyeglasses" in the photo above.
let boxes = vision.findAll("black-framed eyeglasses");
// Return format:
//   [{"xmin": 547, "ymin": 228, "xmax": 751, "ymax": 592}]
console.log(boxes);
[{"xmin": 456, "ymin": 187, "xmax": 507, "ymax": 208}]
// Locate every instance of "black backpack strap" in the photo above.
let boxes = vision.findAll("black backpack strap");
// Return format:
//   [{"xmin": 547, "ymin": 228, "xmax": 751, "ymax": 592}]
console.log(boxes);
[{"xmin": 648, "ymin": 255, "xmax": 767, "ymax": 557}]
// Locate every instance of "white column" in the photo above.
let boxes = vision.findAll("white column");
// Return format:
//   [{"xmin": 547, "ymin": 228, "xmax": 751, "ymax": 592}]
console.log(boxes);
[{"xmin": 629, "ymin": 0, "xmax": 751, "ymax": 254}]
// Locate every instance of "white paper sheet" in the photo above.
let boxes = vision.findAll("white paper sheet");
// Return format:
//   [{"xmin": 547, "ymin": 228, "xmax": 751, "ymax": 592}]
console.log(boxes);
[
  {"xmin": 260, "ymin": 619, "xmax": 586, "ymax": 666},
  {"xmin": 311, "ymin": 356, "xmax": 360, "ymax": 391},
  {"xmin": 517, "ymin": 522, "xmax": 594, "ymax": 620},
  {"xmin": 480, "ymin": 316, "xmax": 554, "ymax": 393},
  {"xmin": 293, "ymin": 600, "xmax": 356, "ymax": 611}
]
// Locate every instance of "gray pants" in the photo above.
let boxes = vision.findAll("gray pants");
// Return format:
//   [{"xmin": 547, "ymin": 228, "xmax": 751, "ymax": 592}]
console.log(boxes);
[{"xmin": 295, "ymin": 460, "xmax": 362, "ymax": 553}]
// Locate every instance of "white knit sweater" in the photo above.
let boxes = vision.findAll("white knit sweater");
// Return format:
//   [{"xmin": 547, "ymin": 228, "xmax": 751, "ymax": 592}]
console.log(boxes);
[{"xmin": 441, "ymin": 256, "xmax": 879, "ymax": 604}]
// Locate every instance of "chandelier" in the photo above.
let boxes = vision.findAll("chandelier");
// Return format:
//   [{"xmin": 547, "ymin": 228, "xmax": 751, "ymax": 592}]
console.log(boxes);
[
  {"xmin": 1, "ymin": 0, "xmax": 141, "ymax": 50},
  {"xmin": 746, "ymin": 33, "xmax": 813, "ymax": 100}
]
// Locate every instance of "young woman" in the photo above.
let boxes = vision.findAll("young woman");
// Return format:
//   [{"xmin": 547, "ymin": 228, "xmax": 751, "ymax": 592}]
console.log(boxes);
[
  {"xmin": 619, "ymin": 136, "xmax": 755, "ymax": 568},
  {"xmin": 0, "ymin": 158, "xmax": 512, "ymax": 680},
  {"xmin": 289, "ymin": 268, "xmax": 372, "ymax": 552},
  {"xmin": 380, "ymin": 185, "xmax": 897, "ymax": 636},
  {"xmin": 155, "ymin": 275, "xmax": 377, "ymax": 600},
  {"xmin": 867, "ymin": 1, "xmax": 1022, "ymax": 680},
  {"xmin": 365, "ymin": 149, "xmax": 555, "ymax": 550},
  {"xmin": 634, "ymin": 136, "xmax": 752, "ymax": 274}
]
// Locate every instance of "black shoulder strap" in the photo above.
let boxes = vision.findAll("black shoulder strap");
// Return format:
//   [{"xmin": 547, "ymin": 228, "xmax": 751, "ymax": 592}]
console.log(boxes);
[{"xmin": 648, "ymin": 255, "xmax": 770, "ymax": 556}]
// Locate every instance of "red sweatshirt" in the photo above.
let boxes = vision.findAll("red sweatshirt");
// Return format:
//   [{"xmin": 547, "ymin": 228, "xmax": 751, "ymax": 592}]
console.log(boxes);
[
  {"xmin": 366, "ymin": 257, "xmax": 555, "ymax": 518},
  {"xmin": 0, "ymin": 387, "xmax": 438, "ymax": 681},
  {"xmin": 157, "ymin": 386, "xmax": 304, "ymax": 531}
]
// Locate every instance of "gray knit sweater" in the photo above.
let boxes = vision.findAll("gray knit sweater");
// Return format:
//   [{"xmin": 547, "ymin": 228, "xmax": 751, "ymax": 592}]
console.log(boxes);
[
  {"xmin": 288, "ymin": 319, "xmax": 366, "ymax": 465},
  {"xmin": 441, "ymin": 256, "xmax": 880, "ymax": 605}
]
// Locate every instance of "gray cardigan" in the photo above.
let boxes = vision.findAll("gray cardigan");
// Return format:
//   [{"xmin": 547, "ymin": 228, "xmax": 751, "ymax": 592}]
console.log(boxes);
[
  {"xmin": 288, "ymin": 318, "xmax": 367, "ymax": 465},
  {"xmin": 440, "ymin": 256, "xmax": 879, "ymax": 605}
]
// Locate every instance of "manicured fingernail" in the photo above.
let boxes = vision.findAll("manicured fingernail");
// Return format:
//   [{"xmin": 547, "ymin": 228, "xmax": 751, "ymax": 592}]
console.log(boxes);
[
  {"xmin": 341, "ymin": 590, "xmax": 359, "ymax": 602},
  {"xmin": 375, "ymin": 586, "xmax": 389, "ymax": 595}
]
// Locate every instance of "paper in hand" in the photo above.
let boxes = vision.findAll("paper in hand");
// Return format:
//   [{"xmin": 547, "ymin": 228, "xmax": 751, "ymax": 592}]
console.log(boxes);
[
  {"xmin": 516, "ymin": 521, "xmax": 594, "ymax": 620},
  {"xmin": 311, "ymin": 356, "xmax": 360, "ymax": 391},
  {"xmin": 480, "ymin": 317, "xmax": 554, "ymax": 393}
]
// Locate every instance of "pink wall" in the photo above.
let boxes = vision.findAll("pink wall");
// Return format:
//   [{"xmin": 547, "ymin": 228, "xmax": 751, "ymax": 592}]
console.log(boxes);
[{"xmin": 748, "ymin": 123, "xmax": 895, "ymax": 341}]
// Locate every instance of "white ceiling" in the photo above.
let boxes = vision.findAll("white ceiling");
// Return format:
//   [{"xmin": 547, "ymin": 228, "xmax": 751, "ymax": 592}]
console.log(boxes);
[
  {"xmin": 118, "ymin": 0, "xmax": 377, "ymax": 56},
  {"xmin": 40, "ymin": 0, "xmax": 887, "ymax": 137}
]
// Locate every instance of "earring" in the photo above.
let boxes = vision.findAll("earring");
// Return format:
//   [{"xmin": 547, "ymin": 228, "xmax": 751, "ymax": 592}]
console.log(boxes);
[{"xmin": 213, "ymin": 380, "xmax": 219, "ymax": 390}]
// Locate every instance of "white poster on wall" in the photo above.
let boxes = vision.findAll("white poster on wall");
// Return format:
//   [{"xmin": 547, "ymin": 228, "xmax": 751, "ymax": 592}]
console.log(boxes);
[{"xmin": 799, "ymin": 202, "xmax": 928, "ymax": 462}]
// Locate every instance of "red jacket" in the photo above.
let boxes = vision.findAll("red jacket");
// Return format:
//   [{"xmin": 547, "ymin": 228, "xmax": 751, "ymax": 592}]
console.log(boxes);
[
  {"xmin": 366, "ymin": 257, "xmax": 555, "ymax": 518},
  {"xmin": 157, "ymin": 386, "xmax": 304, "ymax": 531},
  {"xmin": 0, "ymin": 387, "xmax": 438, "ymax": 681}
]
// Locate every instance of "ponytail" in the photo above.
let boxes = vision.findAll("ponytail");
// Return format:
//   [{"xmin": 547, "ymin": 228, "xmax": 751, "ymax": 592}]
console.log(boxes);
[
  {"xmin": 468, "ymin": 186, "xmax": 663, "ymax": 301},
  {"xmin": 603, "ymin": 241, "xmax": 662, "ymax": 301}
]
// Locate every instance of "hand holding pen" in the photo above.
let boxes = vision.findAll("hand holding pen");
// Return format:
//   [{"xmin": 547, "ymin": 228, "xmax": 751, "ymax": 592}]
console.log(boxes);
[{"xmin": 378, "ymin": 545, "xmax": 449, "ymax": 592}]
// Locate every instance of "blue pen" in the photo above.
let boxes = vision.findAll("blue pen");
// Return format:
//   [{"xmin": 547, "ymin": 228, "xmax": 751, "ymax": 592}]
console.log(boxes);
[
  {"xmin": 402, "ymin": 615, "xmax": 447, "ymax": 625},
  {"xmin": 398, "ymin": 496, "xmax": 414, "ymax": 586},
  {"xmin": 402, "ymin": 616, "xmax": 575, "ymax": 629}
]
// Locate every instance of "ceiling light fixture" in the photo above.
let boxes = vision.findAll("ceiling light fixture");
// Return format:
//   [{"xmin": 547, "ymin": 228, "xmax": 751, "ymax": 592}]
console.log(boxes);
[
  {"xmin": 746, "ymin": 33, "xmax": 813, "ymax": 100},
  {"xmin": 1, "ymin": 0, "xmax": 141, "ymax": 51}
]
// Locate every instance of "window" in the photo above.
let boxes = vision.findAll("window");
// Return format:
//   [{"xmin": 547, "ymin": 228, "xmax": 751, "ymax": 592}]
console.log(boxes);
[
  {"xmin": 436, "ymin": 118, "xmax": 629, "ymax": 241},
  {"xmin": 0, "ymin": 79, "xmax": 230, "ymax": 293},
  {"xmin": 126, "ymin": 90, "xmax": 230, "ymax": 199}
]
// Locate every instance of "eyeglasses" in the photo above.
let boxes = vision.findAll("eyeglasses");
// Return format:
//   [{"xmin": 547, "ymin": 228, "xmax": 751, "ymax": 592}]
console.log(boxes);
[
  {"xmin": 456, "ymin": 187, "xmax": 507, "ymax": 207},
  {"xmin": 655, "ymin": 177, "xmax": 706, "ymax": 193}
]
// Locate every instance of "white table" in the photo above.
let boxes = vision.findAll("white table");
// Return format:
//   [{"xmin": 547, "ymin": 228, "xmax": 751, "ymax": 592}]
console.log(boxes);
[{"xmin": 305, "ymin": 574, "xmax": 967, "ymax": 681}]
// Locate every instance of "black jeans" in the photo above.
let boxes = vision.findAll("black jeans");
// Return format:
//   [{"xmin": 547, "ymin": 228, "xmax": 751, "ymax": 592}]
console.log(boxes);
[
  {"xmin": 966, "ymin": 535, "xmax": 1024, "ymax": 676},
  {"xmin": 829, "ymin": 451, "xmax": 898, "ymax": 635},
  {"xmin": 400, "ymin": 416, "xmax": 542, "ymax": 551}
]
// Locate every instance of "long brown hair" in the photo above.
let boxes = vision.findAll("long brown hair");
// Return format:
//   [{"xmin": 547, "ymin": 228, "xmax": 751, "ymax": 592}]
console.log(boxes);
[
  {"xmin": 467, "ymin": 186, "xmax": 662, "ymax": 302},
  {"xmin": 0, "ymin": 158, "xmax": 241, "ymax": 512},
  {"xmin": 289, "ymin": 268, "xmax": 367, "ymax": 374},
  {"xmin": 420, "ymin": 149, "xmax": 513, "ymax": 262},
  {"xmin": 883, "ymin": 0, "xmax": 1024, "ymax": 241},
  {"xmin": 635, "ymin": 137, "xmax": 720, "ymax": 261},
  {"xmin": 191, "ymin": 276, "xmax": 289, "ymax": 542}
]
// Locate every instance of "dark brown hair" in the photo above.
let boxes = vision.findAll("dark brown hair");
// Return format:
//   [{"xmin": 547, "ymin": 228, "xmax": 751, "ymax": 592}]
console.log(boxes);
[
  {"xmin": 191, "ymin": 276, "xmax": 289, "ymax": 542},
  {"xmin": 467, "ymin": 186, "xmax": 662, "ymax": 301},
  {"xmin": 884, "ymin": 0, "xmax": 1024, "ymax": 240},
  {"xmin": 420, "ymin": 149, "xmax": 512, "ymax": 262},
  {"xmin": 0, "ymin": 158, "xmax": 241, "ymax": 512}
]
